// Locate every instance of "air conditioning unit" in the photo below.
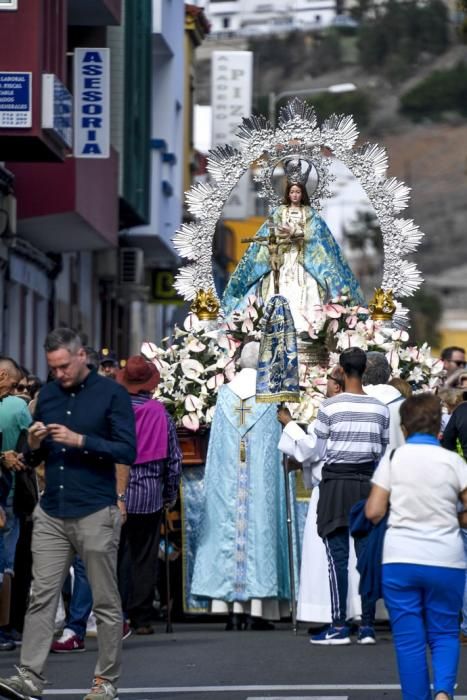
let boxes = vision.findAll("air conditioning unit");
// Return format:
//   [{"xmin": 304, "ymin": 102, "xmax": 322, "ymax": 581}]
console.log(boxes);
[{"xmin": 119, "ymin": 248, "xmax": 144, "ymax": 285}]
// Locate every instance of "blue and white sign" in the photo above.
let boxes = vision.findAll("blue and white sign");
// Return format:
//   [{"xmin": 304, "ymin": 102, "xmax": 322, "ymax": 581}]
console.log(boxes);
[
  {"xmin": 0, "ymin": 71, "xmax": 31, "ymax": 128},
  {"xmin": 73, "ymin": 48, "xmax": 110, "ymax": 158},
  {"xmin": 42, "ymin": 74, "xmax": 72, "ymax": 148}
]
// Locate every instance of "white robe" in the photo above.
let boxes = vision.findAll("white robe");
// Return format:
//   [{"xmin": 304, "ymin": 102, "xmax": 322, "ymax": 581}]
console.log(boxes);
[{"xmin": 279, "ymin": 421, "xmax": 361, "ymax": 622}]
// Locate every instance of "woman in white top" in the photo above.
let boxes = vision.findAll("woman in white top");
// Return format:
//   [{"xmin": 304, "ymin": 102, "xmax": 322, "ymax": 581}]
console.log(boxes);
[{"xmin": 366, "ymin": 393, "xmax": 467, "ymax": 700}]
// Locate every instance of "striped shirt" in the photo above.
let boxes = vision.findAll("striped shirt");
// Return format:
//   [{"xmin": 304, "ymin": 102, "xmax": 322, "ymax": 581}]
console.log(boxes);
[
  {"xmin": 126, "ymin": 397, "xmax": 182, "ymax": 514},
  {"xmin": 314, "ymin": 392, "xmax": 390, "ymax": 464}
]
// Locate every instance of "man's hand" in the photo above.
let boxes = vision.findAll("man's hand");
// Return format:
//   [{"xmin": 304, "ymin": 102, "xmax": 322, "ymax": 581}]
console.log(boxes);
[
  {"xmin": 117, "ymin": 500, "xmax": 127, "ymax": 524},
  {"xmin": 28, "ymin": 422, "xmax": 50, "ymax": 450},
  {"xmin": 47, "ymin": 424, "xmax": 83, "ymax": 448},
  {"xmin": 0, "ymin": 506, "xmax": 5, "ymax": 529},
  {"xmin": 286, "ymin": 457, "xmax": 302, "ymax": 472},
  {"xmin": 277, "ymin": 406, "xmax": 293, "ymax": 426},
  {"xmin": 1, "ymin": 451, "xmax": 25, "ymax": 471}
]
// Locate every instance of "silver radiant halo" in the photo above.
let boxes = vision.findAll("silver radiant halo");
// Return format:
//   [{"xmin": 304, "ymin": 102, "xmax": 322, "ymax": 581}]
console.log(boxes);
[{"xmin": 173, "ymin": 97, "xmax": 424, "ymax": 311}]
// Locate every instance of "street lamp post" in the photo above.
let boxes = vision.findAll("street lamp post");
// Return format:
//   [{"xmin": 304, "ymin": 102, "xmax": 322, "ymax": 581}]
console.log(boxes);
[{"xmin": 268, "ymin": 83, "xmax": 357, "ymax": 124}]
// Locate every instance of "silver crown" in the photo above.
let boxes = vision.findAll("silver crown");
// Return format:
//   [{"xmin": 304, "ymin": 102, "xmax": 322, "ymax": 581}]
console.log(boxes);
[{"xmin": 284, "ymin": 157, "xmax": 313, "ymax": 186}]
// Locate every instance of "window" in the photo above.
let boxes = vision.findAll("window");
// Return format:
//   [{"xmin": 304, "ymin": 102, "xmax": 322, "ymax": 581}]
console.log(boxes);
[
  {"xmin": 222, "ymin": 17, "xmax": 230, "ymax": 28},
  {"xmin": 0, "ymin": 0, "xmax": 18, "ymax": 9}
]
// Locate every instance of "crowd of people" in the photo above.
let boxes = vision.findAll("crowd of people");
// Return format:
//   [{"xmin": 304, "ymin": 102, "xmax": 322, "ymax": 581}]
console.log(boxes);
[
  {"xmin": 0, "ymin": 329, "xmax": 466, "ymax": 700},
  {"xmin": 0, "ymin": 329, "xmax": 182, "ymax": 700}
]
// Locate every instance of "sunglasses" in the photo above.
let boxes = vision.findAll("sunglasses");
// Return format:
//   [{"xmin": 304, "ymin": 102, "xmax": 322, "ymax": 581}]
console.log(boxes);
[{"xmin": 451, "ymin": 360, "xmax": 466, "ymax": 367}]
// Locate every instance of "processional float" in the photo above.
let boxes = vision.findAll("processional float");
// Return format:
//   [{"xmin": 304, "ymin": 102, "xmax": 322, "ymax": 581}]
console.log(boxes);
[{"xmin": 173, "ymin": 98, "xmax": 424, "ymax": 631}]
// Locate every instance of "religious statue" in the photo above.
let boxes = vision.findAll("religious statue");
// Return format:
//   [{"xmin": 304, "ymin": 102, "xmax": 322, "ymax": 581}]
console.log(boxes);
[{"xmin": 221, "ymin": 158, "xmax": 364, "ymax": 333}]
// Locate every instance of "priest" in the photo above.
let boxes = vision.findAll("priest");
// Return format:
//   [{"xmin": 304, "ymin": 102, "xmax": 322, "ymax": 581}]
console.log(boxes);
[{"xmin": 190, "ymin": 342, "xmax": 291, "ymax": 629}]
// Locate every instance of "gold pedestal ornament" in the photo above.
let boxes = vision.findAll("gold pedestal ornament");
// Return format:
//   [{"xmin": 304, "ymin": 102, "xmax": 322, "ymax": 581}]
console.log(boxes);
[
  {"xmin": 190, "ymin": 288, "xmax": 220, "ymax": 321},
  {"xmin": 368, "ymin": 288, "xmax": 396, "ymax": 322}
]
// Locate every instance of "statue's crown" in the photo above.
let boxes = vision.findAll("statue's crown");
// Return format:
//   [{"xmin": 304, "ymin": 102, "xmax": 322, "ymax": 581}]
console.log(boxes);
[{"xmin": 284, "ymin": 157, "xmax": 312, "ymax": 186}]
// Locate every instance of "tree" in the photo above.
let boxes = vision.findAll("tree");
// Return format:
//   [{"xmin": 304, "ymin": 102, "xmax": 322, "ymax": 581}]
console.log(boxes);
[
  {"xmin": 357, "ymin": 0, "xmax": 449, "ymax": 82},
  {"xmin": 400, "ymin": 62, "xmax": 467, "ymax": 121}
]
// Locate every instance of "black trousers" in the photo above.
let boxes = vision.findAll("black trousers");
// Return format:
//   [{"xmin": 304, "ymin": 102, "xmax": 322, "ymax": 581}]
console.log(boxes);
[{"xmin": 120, "ymin": 510, "xmax": 163, "ymax": 628}]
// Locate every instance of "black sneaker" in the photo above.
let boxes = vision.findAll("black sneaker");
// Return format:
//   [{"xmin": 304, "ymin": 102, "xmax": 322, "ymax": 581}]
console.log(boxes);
[
  {"xmin": 0, "ymin": 631, "xmax": 15, "ymax": 652},
  {"xmin": 310, "ymin": 624, "xmax": 351, "ymax": 645}
]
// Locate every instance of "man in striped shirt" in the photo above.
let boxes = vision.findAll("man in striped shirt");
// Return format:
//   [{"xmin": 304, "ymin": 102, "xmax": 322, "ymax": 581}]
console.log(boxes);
[{"xmin": 279, "ymin": 347, "xmax": 389, "ymax": 645}]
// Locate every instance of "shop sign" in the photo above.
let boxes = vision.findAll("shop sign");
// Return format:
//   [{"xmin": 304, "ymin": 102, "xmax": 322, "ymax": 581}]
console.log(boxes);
[
  {"xmin": 73, "ymin": 48, "xmax": 110, "ymax": 158},
  {"xmin": 0, "ymin": 72, "xmax": 31, "ymax": 128}
]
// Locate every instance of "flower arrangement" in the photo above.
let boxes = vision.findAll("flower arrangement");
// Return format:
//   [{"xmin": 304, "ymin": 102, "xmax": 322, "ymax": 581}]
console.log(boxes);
[
  {"xmin": 303, "ymin": 296, "xmax": 443, "ymax": 388},
  {"xmin": 141, "ymin": 296, "xmax": 264, "ymax": 432},
  {"xmin": 304, "ymin": 296, "xmax": 370, "ymax": 350},
  {"xmin": 218, "ymin": 294, "xmax": 264, "ymax": 349}
]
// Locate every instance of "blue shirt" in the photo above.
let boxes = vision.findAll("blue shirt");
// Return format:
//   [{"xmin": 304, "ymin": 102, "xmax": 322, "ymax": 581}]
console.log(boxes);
[
  {"xmin": 27, "ymin": 369, "xmax": 136, "ymax": 518},
  {"xmin": 0, "ymin": 395, "xmax": 32, "ymax": 450}
]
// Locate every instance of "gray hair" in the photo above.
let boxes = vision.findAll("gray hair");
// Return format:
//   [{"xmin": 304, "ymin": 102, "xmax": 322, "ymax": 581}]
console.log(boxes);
[
  {"xmin": 44, "ymin": 328, "xmax": 83, "ymax": 354},
  {"xmin": 363, "ymin": 351, "xmax": 391, "ymax": 385},
  {"xmin": 239, "ymin": 341, "xmax": 260, "ymax": 370}
]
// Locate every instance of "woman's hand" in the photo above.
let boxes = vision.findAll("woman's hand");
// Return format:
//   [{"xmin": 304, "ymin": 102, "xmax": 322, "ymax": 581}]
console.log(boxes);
[{"xmin": 1, "ymin": 451, "xmax": 25, "ymax": 471}]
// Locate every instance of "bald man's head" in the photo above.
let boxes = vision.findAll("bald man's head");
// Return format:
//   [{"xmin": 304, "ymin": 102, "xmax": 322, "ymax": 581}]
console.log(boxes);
[{"xmin": 0, "ymin": 356, "xmax": 21, "ymax": 397}]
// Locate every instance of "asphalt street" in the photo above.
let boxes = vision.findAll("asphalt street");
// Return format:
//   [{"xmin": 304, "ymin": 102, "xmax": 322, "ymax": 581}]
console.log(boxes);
[{"xmin": 0, "ymin": 622, "xmax": 466, "ymax": 700}]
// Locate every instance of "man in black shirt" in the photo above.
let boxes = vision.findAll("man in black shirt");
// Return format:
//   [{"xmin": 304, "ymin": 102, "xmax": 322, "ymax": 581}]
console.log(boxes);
[{"xmin": 0, "ymin": 328, "xmax": 136, "ymax": 700}]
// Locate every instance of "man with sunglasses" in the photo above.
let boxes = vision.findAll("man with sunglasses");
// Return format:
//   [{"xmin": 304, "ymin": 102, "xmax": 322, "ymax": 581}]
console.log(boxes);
[
  {"xmin": 279, "ymin": 348, "xmax": 389, "ymax": 646},
  {"xmin": 441, "ymin": 346, "xmax": 466, "ymax": 378},
  {"xmin": 279, "ymin": 365, "xmax": 363, "ymax": 627}
]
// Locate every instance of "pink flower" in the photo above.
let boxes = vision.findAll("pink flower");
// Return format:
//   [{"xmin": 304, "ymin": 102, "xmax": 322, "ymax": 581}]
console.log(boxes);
[
  {"xmin": 183, "ymin": 313, "xmax": 199, "ymax": 331},
  {"xmin": 245, "ymin": 305, "xmax": 259, "ymax": 320},
  {"xmin": 241, "ymin": 319, "xmax": 254, "ymax": 333},
  {"xmin": 224, "ymin": 361, "xmax": 236, "ymax": 382},
  {"xmin": 328, "ymin": 319, "xmax": 339, "ymax": 333},
  {"xmin": 182, "ymin": 413, "xmax": 200, "ymax": 432},
  {"xmin": 323, "ymin": 303, "xmax": 346, "ymax": 318},
  {"xmin": 346, "ymin": 315, "xmax": 358, "ymax": 329},
  {"xmin": 184, "ymin": 395, "xmax": 203, "ymax": 412},
  {"xmin": 141, "ymin": 341, "xmax": 158, "ymax": 360},
  {"xmin": 207, "ymin": 373, "xmax": 225, "ymax": 390}
]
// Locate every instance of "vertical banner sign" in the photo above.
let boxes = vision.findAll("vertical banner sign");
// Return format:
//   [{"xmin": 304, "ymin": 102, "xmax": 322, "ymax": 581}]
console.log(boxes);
[
  {"xmin": 73, "ymin": 48, "xmax": 110, "ymax": 158},
  {"xmin": 211, "ymin": 51, "xmax": 253, "ymax": 219}
]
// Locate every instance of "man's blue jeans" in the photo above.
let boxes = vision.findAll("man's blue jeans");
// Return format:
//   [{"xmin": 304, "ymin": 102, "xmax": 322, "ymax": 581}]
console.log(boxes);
[
  {"xmin": 3, "ymin": 502, "xmax": 20, "ymax": 574},
  {"xmin": 383, "ymin": 562, "xmax": 464, "ymax": 700},
  {"xmin": 324, "ymin": 526, "xmax": 376, "ymax": 626},
  {"xmin": 461, "ymin": 529, "xmax": 467, "ymax": 636},
  {"xmin": 67, "ymin": 556, "xmax": 93, "ymax": 639}
]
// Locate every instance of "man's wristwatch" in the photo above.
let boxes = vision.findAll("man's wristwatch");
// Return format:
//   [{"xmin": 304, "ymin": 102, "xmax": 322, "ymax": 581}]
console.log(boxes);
[{"xmin": 117, "ymin": 493, "xmax": 126, "ymax": 503}]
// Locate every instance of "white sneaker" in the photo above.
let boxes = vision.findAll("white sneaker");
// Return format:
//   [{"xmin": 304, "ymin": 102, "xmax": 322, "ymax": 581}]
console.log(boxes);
[
  {"xmin": 86, "ymin": 613, "xmax": 97, "ymax": 638},
  {"xmin": 55, "ymin": 627, "xmax": 76, "ymax": 644},
  {"xmin": 83, "ymin": 678, "xmax": 119, "ymax": 699}
]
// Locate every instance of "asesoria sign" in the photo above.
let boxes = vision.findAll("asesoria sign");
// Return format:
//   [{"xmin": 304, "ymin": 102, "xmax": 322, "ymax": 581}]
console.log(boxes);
[{"xmin": 73, "ymin": 48, "xmax": 110, "ymax": 158}]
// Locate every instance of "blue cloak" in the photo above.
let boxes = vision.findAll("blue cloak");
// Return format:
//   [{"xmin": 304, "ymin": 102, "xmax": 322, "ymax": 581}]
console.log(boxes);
[{"xmin": 222, "ymin": 205, "xmax": 364, "ymax": 316}]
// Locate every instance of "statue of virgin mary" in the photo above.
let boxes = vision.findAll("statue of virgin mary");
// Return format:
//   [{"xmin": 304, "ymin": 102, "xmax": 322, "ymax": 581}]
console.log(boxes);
[{"xmin": 221, "ymin": 158, "xmax": 364, "ymax": 333}]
